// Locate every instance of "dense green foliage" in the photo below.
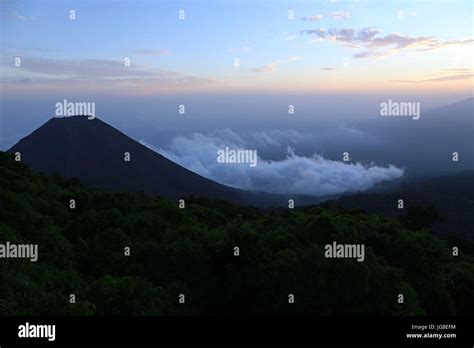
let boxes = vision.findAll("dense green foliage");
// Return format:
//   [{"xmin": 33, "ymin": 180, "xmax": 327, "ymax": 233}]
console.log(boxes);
[{"xmin": 1, "ymin": 151, "xmax": 473, "ymax": 315}]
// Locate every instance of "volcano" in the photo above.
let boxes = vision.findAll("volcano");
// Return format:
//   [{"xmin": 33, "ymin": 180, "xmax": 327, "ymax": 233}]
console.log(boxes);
[{"xmin": 8, "ymin": 116, "xmax": 321, "ymax": 206}]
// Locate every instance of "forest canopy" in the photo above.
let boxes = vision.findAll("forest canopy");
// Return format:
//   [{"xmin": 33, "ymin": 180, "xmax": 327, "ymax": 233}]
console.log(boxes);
[{"xmin": 1, "ymin": 151, "xmax": 473, "ymax": 315}]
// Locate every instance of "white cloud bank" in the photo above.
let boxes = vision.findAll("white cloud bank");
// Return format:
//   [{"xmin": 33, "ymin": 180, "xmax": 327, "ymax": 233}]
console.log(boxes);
[{"xmin": 141, "ymin": 129, "xmax": 404, "ymax": 197}]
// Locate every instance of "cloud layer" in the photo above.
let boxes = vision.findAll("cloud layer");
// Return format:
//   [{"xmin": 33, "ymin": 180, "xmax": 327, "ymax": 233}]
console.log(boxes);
[
  {"xmin": 329, "ymin": 11, "xmax": 351, "ymax": 20},
  {"xmin": 250, "ymin": 56, "xmax": 302, "ymax": 73},
  {"xmin": 143, "ymin": 129, "xmax": 405, "ymax": 197},
  {"xmin": 302, "ymin": 27, "xmax": 474, "ymax": 58},
  {"xmin": 0, "ymin": 56, "xmax": 215, "ymax": 92},
  {"xmin": 302, "ymin": 15, "xmax": 323, "ymax": 21}
]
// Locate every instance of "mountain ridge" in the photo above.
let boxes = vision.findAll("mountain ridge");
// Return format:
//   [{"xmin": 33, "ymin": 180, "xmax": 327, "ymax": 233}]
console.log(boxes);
[{"xmin": 8, "ymin": 115, "xmax": 324, "ymax": 207}]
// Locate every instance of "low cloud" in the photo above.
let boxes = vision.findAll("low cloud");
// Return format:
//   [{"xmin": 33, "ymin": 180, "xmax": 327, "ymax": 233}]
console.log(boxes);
[
  {"xmin": 250, "ymin": 56, "xmax": 302, "ymax": 73},
  {"xmin": 388, "ymin": 72, "xmax": 474, "ymax": 83},
  {"xmin": 425, "ymin": 73, "xmax": 474, "ymax": 82},
  {"xmin": 329, "ymin": 11, "xmax": 351, "ymax": 20},
  {"xmin": 1, "ymin": 56, "xmax": 175, "ymax": 78},
  {"xmin": 302, "ymin": 15, "xmax": 323, "ymax": 21},
  {"xmin": 144, "ymin": 129, "xmax": 404, "ymax": 197},
  {"xmin": 0, "ymin": 56, "xmax": 215, "ymax": 92},
  {"xmin": 229, "ymin": 45, "xmax": 252, "ymax": 53},
  {"xmin": 6, "ymin": 10, "xmax": 35, "ymax": 21}
]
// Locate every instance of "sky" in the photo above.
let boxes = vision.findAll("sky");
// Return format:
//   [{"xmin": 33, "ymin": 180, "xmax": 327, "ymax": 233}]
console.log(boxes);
[
  {"xmin": 0, "ymin": 0, "xmax": 473, "ymax": 197},
  {"xmin": 1, "ymin": 0, "xmax": 473, "ymax": 95}
]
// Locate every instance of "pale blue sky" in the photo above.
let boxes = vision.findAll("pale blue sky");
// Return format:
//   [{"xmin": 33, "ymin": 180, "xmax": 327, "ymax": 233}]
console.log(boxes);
[{"xmin": 1, "ymin": 0, "xmax": 472, "ymax": 94}]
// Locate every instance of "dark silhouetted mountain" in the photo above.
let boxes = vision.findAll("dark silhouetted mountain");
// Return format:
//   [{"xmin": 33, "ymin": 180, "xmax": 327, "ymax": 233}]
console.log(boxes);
[
  {"xmin": 7, "ymin": 116, "xmax": 322, "ymax": 207},
  {"xmin": 322, "ymin": 172, "xmax": 474, "ymax": 239},
  {"xmin": 428, "ymin": 97, "xmax": 473, "ymax": 123},
  {"xmin": 355, "ymin": 97, "xmax": 474, "ymax": 176}
]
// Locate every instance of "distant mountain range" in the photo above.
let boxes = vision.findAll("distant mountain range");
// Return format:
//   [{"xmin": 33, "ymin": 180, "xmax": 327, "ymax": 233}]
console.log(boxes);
[
  {"xmin": 322, "ymin": 172, "xmax": 474, "ymax": 239},
  {"xmin": 318, "ymin": 96, "xmax": 474, "ymax": 239},
  {"xmin": 7, "ymin": 116, "xmax": 323, "ymax": 207},
  {"xmin": 6, "ymin": 98, "xmax": 473, "ymax": 216},
  {"xmin": 355, "ymin": 97, "xmax": 474, "ymax": 176}
]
